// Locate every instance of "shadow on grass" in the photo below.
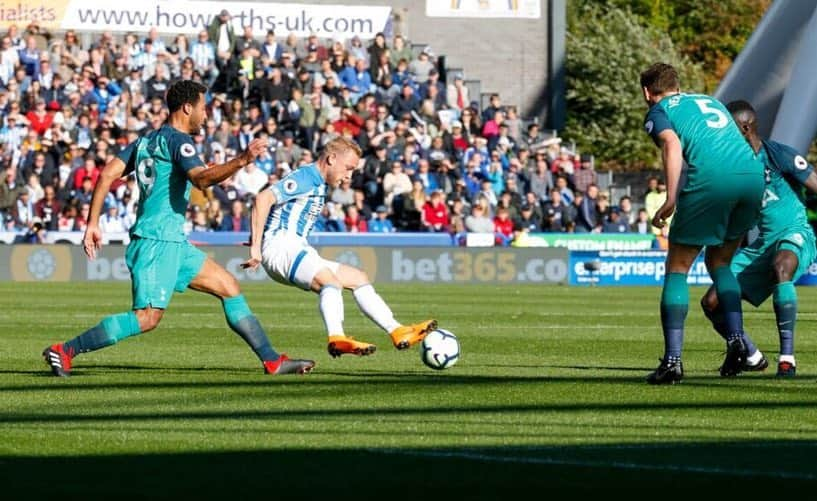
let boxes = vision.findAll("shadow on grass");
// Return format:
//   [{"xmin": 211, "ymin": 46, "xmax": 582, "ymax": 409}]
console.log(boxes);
[{"xmin": 2, "ymin": 443, "xmax": 816, "ymax": 498}]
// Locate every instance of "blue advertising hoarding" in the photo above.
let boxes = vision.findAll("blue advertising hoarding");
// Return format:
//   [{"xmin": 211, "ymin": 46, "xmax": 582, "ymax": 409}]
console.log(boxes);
[{"xmin": 570, "ymin": 251, "xmax": 817, "ymax": 286}]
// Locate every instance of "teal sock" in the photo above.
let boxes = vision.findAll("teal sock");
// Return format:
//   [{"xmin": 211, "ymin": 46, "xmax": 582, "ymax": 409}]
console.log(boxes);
[
  {"xmin": 773, "ymin": 281, "xmax": 797, "ymax": 356},
  {"xmin": 63, "ymin": 312, "xmax": 141, "ymax": 356},
  {"xmin": 223, "ymin": 295, "xmax": 279, "ymax": 362},
  {"xmin": 712, "ymin": 266, "xmax": 743, "ymax": 339},
  {"xmin": 660, "ymin": 272, "xmax": 688, "ymax": 362}
]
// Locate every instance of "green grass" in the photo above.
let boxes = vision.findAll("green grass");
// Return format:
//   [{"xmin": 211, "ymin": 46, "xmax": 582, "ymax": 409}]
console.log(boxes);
[{"xmin": 3, "ymin": 282, "xmax": 817, "ymax": 497}]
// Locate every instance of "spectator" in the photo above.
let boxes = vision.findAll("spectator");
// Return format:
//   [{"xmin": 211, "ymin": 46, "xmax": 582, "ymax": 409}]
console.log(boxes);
[
  {"xmin": 344, "ymin": 204, "xmax": 368, "ymax": 233},
  {"xmin": 446, "ymin": 73, "xmax": 469, "ymax": 112},
  {"xmin": 422, "ymin": 189, "xmax": 450, "ymax": 232},
  {"xmin": 617, "ymin": 195, "xmax": 635, "ymax": 226},
  {"xmin": 99, "ymin": 203, "xmax": 126, "ymax": 233},
  {"xmin": 383, "ymin": 160, "xmax": 412, "ymax": 210},
  {"xmin": 542, "ymin": 188, "xmax": 569, "ymax": 232},
  {"xmin": 219, "ymin": 199, "xmax": 249, "ymax": 231},
  {"xmin": 331, "ymin": 177, "xmax": 355, "ymax": 206},
  {"xmin": 514, "ymin": 203, "xmax": 541, "ymax": 233},
  {"xmin": 493, "ymin": 206, "xmax": 514, "ymax": 245},
  {"xmin": 464, "ymin": 202, "xmax": 493, "ymax": 233},
  {"xmin": 233, "ymin": 161, "xmax": 268, "ymax": 198},
  {"xmin": 408, "ymin": 48, "xmax": 434, "ymax": 84},
  {"xmin": 644, "ymin": 176, "xmax": 669, "ymax": 235},
  {"xmin": 575, "ymin": 184, "xmax": 600, "ymax": 233},
  {"xmin": 603, "ymin": 209, "xmax": 630, "ymax": 233},
  {"xmin": 573, "ymin": 154, "xmax": 597, "ymax": 194},
  {"xmin": 34, "ymin": 184, "xmax": 59, "ymax": 230},
  {"xmin": 634, "ymin": 208, "xmax": 651, "ymax": 234},
  {"xmin": 369, "ymin": 204, "xmax": 395, "ymax": 233},
  {"xmin": 208, "ymin": 9, "xmax": 236, "ymax": 65}
]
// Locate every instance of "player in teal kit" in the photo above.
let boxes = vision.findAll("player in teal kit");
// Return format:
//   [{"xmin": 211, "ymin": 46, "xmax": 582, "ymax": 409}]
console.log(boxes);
[
  {"xmin": 640, "ymin": 63, "xmax": 765, "ymax": 384},
  {"xmin": 701, "ymin": 100, "xmax": 817, "ymax": 377},
  {"xmin": 42, "ymin": 80, "xmax": 314, "ymax": 376}
]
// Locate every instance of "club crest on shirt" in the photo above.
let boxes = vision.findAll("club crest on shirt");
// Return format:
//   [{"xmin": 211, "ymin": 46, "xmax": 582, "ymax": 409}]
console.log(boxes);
[
  {"xmin": 283, "ymin": 179, "xmax": 298, "ymax": 194},
  {"xmin": 795, "ymin": 155, "xmax": 808, "ymax": 170},
  {"xmin": 180, "ymin": 143, "xmax": 196, "ymax": 157}
]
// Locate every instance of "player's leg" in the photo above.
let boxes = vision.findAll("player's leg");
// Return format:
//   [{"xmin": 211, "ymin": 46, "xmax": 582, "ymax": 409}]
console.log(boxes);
[
  {"xmin": 188, "ymin": 255, "xmax": 314, "ymax": 374},
  {"xmin": 334, "ymin": 263, "xmax": 437, "ymax": 349},
  {"xmin": 712, "ymin": 174, "xmax": 765, "ymax": 375},
  {"xmin": 772, "ymin": 246, "xmax": 799, "ymax": 377},
  {"xmin": 704, "ymin": 238, "xmax": 762, "ymax": 375},
  {"xmin": 308, "ymin": 266, "xmax": 377, "ymax": 357},
  {"xmin": 43, "ymin": 238, "xmax": 173, "ymax": 377},
  {"xmin": 700, "ymin": 286, "xmax": 727, "ymax": 340},
  {"xmin": 647, "ymin": 241, "xmax": 700, "ymax": 385},
  {"xmin": 702, "ymin": 246, "xmax": 769, "ymax": 375}
]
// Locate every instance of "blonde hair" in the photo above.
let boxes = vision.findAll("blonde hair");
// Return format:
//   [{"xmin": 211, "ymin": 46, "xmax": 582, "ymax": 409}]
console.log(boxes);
[{"xmin": 321, "ymin": 136, "xmax": 362, "ymax": 160}]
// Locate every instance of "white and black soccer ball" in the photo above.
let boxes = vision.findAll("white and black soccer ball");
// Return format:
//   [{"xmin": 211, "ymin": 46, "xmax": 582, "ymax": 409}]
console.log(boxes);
[{"xmin": 420, "ymin": 329, "xmax": 460, "ymax": 370}]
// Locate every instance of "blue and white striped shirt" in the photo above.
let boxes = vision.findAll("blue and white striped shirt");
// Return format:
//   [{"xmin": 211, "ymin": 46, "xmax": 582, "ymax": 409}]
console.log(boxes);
[{"xmin": 264, "ymin": 163, "xmax": 326, "ymax": 241}]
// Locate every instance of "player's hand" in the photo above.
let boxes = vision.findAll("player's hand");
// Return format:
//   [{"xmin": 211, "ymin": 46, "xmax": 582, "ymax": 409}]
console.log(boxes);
[
  {"xmin": 241, "ymin": 247, "xmax": 262, "ymax": 270},
  {"xmin": 241, "ymin": 138, "xmax": 269, "ymax": 164},
  {"xmin": 83, "ymin": 225, "xmax": 103, "ymax": 260},
  {"xmin": 652, "ymin": 201, "xmax": 676, "ymax": 229}
]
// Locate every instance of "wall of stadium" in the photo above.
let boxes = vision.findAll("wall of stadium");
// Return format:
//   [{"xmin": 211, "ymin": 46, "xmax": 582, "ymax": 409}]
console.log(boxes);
[{"xmin": 0, "ymin": 245, "xmax": 569, "ymax": 284}]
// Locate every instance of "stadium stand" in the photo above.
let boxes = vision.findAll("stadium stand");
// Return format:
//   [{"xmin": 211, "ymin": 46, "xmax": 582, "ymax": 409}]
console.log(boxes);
[{"xmin": 0, "ymin": 16, "xmax": 652, "ymax": 247}]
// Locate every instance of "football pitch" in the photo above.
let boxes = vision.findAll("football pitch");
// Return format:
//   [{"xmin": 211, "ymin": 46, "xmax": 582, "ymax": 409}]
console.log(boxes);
[{"xmin": 3, "ymin": 282, "xmax": 817, "ymax": 496}]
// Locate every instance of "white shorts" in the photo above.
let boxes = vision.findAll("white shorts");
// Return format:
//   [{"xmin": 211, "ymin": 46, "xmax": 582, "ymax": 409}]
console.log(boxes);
[{"xmin": 261, "ymin": 236, "xmax": 340, "ymax": 290}]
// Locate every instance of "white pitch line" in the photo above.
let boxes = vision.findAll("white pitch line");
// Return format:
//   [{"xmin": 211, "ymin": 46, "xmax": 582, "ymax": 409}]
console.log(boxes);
[{"xmin": 367, "ymin": 448, "xmax": 817, "ymax": 481}]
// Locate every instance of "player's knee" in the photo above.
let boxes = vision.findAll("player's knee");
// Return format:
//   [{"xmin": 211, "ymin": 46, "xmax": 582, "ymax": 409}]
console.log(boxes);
[
  {"xmin": 136, "ymin": 308, "xmax": 164, "ymax": 332},
  {"xmin": 773, "ymin": 257, "xmax": 795, "ymax": 283},
  {"xmin": 349, "ymin": 268, "xmax": 369, "ymax": 288},
  {"xmin": 221, "ymin": 275, "xmax": 241, "ymax": 297},
  {"xmin": 700, "ymin": 290, "xmax": 718, "ymax": 313}
]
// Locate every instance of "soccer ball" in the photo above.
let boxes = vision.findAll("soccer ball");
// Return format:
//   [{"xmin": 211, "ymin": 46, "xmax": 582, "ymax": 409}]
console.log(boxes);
[{"xmin": 420, "ymin": 329, "xmax": 460, "ymax": 370}]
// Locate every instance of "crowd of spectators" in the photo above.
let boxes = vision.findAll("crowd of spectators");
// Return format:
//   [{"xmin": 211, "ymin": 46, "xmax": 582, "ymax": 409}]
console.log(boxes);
[{"xmin": 0, "ymin": 13, "xmax": 668, "ymax": 245}]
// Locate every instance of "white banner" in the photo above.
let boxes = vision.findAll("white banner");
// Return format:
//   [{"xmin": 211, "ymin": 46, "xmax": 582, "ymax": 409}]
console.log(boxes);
[
  {"xmin": 426, "ymin": 0, "xmax": 541, "ymax": 19},
  {"xmin": 56, "ymin": 0, "xmax": 391, "ymax": 39}
]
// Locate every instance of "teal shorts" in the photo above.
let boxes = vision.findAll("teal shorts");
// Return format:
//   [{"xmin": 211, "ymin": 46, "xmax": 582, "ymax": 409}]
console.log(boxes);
[
  {"xmin": 731, "ymin": 228, "xmax": 816, "ymax": 306},
  {"xmin": 669, "ymin": 173, "xmax": 764, "ymax": 246},
  {"xmin": 125, "ymin": 237, "xmax": 207, "ymax": 309}
]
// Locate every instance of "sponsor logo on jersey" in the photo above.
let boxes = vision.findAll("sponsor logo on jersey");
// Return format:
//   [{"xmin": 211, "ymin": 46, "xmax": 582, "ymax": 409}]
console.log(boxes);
[
  {"xmin": 645, "ymin": 120, "xmax": 654, "ymax": 134},
  {"xmin": 180, "ymin": 143, "xmax": 196, "ymax": 157},
  {"xmin": 283, "ymin": 179, "xmax": 298, "ymax": 194},
  {"xmin": 795, "ymin": 155, "xmax": 808, "ymax": 170},
  {"xmin": 789, "ymin": 233, "xmax": 805, "ymax": 246}
]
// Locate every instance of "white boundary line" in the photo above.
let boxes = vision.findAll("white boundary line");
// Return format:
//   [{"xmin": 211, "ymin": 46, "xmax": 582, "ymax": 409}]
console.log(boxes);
[{"xmin": 367, "ymin": 448, "xmax": 817, "ymax": 480}]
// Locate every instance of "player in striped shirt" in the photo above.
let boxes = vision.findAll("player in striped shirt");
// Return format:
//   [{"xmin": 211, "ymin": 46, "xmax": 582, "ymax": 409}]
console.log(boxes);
[{"xmin": 242, "ymin": 136, "xmax": 436, "ymax": 357}]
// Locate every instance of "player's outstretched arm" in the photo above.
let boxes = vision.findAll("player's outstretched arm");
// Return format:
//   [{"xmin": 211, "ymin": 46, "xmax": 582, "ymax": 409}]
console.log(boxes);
[
  {"xmin": 84, "ymin": 157, "xmax": 127, "ymax": 260},
  {"xmin": 652, "ymin": 129, "xmax": 682, "ymax": 229},
  {"xmin": 187, "ymin": 137, "xmax": 269, "ymax": 191},
  {"xmin": 242, "ymin": 188, "xmax": 277, "ymax": 270}
]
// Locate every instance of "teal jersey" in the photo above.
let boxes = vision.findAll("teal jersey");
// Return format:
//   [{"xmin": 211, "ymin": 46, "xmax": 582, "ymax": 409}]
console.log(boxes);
[
  {"xmin": 644, "ymin": 93, "xmax": 763, "ymax": 189},
  {"xmin": 757, "ymin": 139, "xmax": 814, "ymax": 241},
  {"xmin": 117, "ymin": 125, "xmax": 205, "ymax": 242}
]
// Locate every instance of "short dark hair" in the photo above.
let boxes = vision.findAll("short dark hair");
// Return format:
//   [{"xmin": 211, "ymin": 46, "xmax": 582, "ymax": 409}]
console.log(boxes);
[
  {"xmin": 726, "ymin": 99, "xmax": 757, "ymax": 132},
  {"xmin": 166, "ymin": 80, "xmax": 206, "ymax": 113},
  {"xmin": 640, "ymin": 63, "xmax": 679, "ymax": 95}
]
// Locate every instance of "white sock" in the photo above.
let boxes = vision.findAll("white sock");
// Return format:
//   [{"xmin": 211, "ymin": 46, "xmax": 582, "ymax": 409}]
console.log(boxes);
[
  {"xmin": 319, "ymin": 285, "xmax": 345, "ymax": 336},
  {"xmin": 353, "ymin": 284, "xmax": 401, "ymax": 333},
  {"xmin": 746, "ymin": 349, "xmax": 764, "ymax": 366},
  {"xmin": 779, "ymin": 354, "xmax": 796, "ymax": 365}
]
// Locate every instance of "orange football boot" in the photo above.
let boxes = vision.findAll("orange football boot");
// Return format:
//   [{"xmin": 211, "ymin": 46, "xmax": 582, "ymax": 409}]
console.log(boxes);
[
  {"xmin": 327, "ymin": 335, "xmax": 377, "ymax": 358},
  {"xmin": 390, "ymin": 319, "xmax": 438, "ymax": 350}
]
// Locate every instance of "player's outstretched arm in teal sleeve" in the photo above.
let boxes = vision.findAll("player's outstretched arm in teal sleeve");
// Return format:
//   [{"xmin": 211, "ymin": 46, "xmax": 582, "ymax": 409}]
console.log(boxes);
[{"xmin": 187, "ymin": 137, "xmax": 269, "ymax": 191}]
